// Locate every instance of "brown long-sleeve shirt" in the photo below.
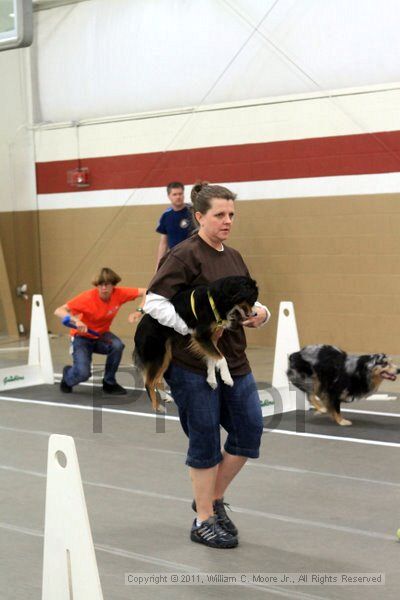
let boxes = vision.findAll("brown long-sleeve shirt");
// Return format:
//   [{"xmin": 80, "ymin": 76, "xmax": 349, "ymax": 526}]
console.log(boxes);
[{"xmin": 148, "ymin": 234, "xmax": 252, "ymax": 376}]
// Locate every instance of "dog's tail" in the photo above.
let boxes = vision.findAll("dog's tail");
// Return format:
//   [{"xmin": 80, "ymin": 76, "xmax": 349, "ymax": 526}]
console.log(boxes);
[
  {"xmin": 133, "ymin": 347, "xmax": 142, "ymax": 369},
  {"xmin": 133, "ymin": 315, "xmax": 173, "ymax": 412},
  {"xmin": 142, "ymin": 339, "xmax": 172, "ymax": 412}
]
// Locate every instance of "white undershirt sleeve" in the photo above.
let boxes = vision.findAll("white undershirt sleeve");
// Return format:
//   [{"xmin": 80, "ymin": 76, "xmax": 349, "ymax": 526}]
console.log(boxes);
[{"xmin": 144, "ymin": 292, "xmax": 191, "ymax": 336}]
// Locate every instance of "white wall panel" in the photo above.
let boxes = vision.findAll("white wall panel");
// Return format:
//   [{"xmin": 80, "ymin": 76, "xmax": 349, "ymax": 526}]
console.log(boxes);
[
  {"xmin": 0, "ymin": 48, "xmax": 37, "ymax": 212},
  {"xmin": 36, "ymin": 172, "xmax": 400, "ymax": 211},
  {"xmin": 35, "ymin": 86, "xmax": 400, "ymax": 162}
]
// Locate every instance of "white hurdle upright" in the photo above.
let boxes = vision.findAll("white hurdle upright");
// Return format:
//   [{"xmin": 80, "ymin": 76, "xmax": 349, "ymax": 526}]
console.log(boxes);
[
  {"xmin": 0, "ymin": 294, "xmax": 54, "ymax": 392},
  {"xmin": 42, "ymin": 435, "xmax": 104, "ymax": 600},
  {"xmin": 262, "ymin": 301, "xmax": 307, "ymax": 417}
]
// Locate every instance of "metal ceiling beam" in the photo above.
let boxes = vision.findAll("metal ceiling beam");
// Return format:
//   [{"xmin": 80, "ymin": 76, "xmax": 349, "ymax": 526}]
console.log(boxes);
[{"xmin": 33, "ymin": 0, "xmax": 93, "ymax": 11}]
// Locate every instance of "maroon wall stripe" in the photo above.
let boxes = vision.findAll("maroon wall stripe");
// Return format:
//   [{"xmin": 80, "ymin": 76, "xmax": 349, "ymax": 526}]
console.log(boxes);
[{"xmin": 36, "ymin": 131, "xmax": 400, "ymax": 194}]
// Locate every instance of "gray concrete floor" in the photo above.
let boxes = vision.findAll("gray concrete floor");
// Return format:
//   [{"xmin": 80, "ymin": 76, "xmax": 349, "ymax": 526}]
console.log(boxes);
[{"xmin": 1, "ymin": 335, "xmax": 400, "ymax": 599}]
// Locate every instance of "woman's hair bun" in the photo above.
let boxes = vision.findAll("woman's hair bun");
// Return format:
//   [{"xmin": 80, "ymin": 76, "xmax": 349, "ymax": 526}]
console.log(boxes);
[{"xmin": 191, "ymin": 180, "xmax": 209, "ymax": 203}]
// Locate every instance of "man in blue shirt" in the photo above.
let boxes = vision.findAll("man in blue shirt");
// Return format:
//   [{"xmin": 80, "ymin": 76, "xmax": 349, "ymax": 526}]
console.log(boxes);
[{"xmin": 155, "ymin": 182, "xmax": 193, "ymax": 267}]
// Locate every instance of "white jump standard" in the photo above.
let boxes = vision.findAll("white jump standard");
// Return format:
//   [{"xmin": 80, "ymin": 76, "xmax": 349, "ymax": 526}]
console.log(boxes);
[
  {"xmin": 260, "ymin": 301, "xmax": 307, "ymax": 418},
  {"xmin": 0, "ymin": 294, "xmax": 54, "ymax": 392}
]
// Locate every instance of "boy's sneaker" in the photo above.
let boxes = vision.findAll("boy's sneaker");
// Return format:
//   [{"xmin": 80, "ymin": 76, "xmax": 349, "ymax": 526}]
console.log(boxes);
[
  {"xmin": 192, "ymin": 498, "xmax": 238, "ymax": 537},
  {"xmin": 60, "ymin": 366, "xmax": 72, "ymax": 393},
  {"xmin": 190, "ymin": 516, "xmax": 238, "ymax": 548},
  {"xmin": 102, "ymin": 380, "xmax": 127, "ymax": 395}
]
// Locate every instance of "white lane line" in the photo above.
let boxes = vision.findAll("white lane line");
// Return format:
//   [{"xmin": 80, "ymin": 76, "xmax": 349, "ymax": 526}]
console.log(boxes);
[
  {"xmin": 1, "ymin": 411, "xmax": 399, "ymax": 486},
  {"xmin": 342, "ymin": 408, "xmax": 400, "ymax": 418},
  {"xmin": 3, "ymin": 416, "xmax": 400, "ymax": 486},
  {"xmin": 232, "ymin": 507, "xmax": 394, "ymax": 541},
  {"xmin": 0, "ymin": 522, "xmax": 43, "ymax": 538},
  {"xmin": 264, "ymin": 428, "xmax": 400, "ymax": 448},
  {"xmin": 0, "ymin": 346, "xmax": 29, "ymax": 353},
  {"xmin": 54, "ymin": 372, "xmax": 146, "ymax": 392},
  {"xmin": 2, "ymin": 440, "xmax": 399, "ymax": 489},
  {"xmin": 6, "ymin": 386, "xmax": 400, "ymax": 420},
  {"xmin": 1, "ymin": 394, "xmax": 400, "ymax": 447},
  {"xmin": 38, "ymin": 378, "xmax": 400, "ymax": 415},
  {"xmin": 3, "ymin": 421, "xmax": 400, "ymax": 488},
  {"xmin": 0, "ymin": 521, "xmax": 328, "ymax": 599},
  {"xmin": 0, "ymin": 522, "xmax": 198, "ymax": 571},
  {"xmin": 0, "ymin": 465, "xmax": 45, "ymax": 478},
  {"xmin": 95, "ymin": 544, "xmax": 199, "ymax": 571},
  {"xmin": 123, "ymin": 445, "xmax": 186, "ymax": 457},
  {"xmin": 5, "ymin": 379, "xmax": 400, "ymax": 418},
  {"xmin": 247, "ymin": 462, "xmax": 400, "ymax": 488},
  {"xmin": 0, "ymin": 424, "xmax": 55, "ymax": 437},
  {"xmin": 0, "ymin": 424, "xmax": 94, "ymax": 443},
  {"xmin": 3, "ymin": 453, "xmax": 400, "ymax": 491},
  {"xmin": 0, "ymin": 464, "xmax": 394, "ymax": 542},
  {"xmin": 0, "ymin": 395, "xmax": 180, "ymax": 421}
]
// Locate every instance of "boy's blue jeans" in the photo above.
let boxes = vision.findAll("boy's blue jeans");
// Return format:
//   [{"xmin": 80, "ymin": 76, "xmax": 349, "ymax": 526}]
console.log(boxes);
[{"xmin": 63, "ymin": 332, "xmax": 125, "ymax": 386}]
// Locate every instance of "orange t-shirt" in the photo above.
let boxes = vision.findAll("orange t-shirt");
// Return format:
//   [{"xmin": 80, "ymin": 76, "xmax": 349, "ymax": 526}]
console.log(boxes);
[{"xmin": 67, "ymin": 287, "xmax": 139, "ymax": 338}]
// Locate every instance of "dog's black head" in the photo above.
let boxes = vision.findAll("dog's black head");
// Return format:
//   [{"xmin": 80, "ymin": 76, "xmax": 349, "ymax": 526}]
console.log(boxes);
[{"xmin": 209, "ymin": 276, "xmax": 259, "ymax": 323}]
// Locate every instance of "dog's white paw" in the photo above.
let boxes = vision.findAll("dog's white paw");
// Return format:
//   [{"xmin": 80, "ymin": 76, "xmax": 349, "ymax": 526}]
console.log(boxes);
[
  {"xmin": 206, "ymin": 359, "xmax": 218, "ymax": 389},
  {"xmin": 216, "ymin": 358, "xmax": 234, "ymax": 386},
  {"xmin": 222, "ymin": 374, "xmax": 234, "ymax": 387},
  {"xmin": 207, "ymin": 377, "xmax": 218, "ymax": 390},
  {"xmin": 339, "ymin": 418, "xmax": 352, "ymax": 426}
]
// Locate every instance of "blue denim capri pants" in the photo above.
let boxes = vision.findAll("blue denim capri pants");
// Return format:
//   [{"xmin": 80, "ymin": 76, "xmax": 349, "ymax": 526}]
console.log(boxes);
[{"xmin": 164, "ymin": 363, "xmax": 264, "ymax": 468}]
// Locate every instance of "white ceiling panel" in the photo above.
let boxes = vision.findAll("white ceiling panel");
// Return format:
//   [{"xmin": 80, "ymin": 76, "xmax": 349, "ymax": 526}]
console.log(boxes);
[{"xmin": 32, "ymin": 0, "xmax": 400, "ymax": 122}]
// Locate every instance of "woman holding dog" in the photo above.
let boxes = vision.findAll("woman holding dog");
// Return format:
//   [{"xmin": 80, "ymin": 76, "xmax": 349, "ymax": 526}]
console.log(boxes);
[{"xmin": 144, "ymin": 182, "xmax": 270, "ymax": 549}]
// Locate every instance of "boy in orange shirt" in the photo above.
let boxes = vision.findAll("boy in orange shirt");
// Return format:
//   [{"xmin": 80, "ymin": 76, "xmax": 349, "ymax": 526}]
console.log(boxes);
[{"xmin": 54, "ymin": 267, "xmax": 146, "ymax": 394}]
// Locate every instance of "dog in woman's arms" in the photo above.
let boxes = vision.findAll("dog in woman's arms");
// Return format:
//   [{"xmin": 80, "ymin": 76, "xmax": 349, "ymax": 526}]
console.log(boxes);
[
  {"xmin": 287, "ymin": 344, "xmax": 399, "ymax": 426},
  {"xmin": 133, "ymin": 276, "xmax": 258, "ymax": 412}
]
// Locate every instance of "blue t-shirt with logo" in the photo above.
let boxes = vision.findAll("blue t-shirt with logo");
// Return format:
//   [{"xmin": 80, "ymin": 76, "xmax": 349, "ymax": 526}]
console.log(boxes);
[{"xmin": 156, "ymin": 205, "xmax": 193, "ymax": 248}]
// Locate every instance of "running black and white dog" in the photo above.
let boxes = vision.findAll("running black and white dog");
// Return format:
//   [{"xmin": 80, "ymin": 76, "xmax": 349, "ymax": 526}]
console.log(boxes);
[
  {"xmin": 287, "ymin": 345, "xmax": 398, "ymax": 426},
  {"xmin": 134, "ymin": 276, "xmax": 258, "ymax": 411}
]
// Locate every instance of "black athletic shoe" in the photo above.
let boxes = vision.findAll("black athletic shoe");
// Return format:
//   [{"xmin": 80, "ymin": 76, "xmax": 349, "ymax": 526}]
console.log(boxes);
[
  {"xmin": 102, "ymin": 380, "xmax": 127, "ymax": 395},
  {"xmin": 192, "ymin": 498, "xmax": 239, "ymax": 537},
  {"xmin": 60, "ymin": 366, "xmax": 72, "ymax": 393},
  {"xmin": 213, "ymin": 498, "xmax": 239, "ymax": 537},
  {"xmin": 190, "ymin": 516, "xmax": 238, "ymax": 548}
]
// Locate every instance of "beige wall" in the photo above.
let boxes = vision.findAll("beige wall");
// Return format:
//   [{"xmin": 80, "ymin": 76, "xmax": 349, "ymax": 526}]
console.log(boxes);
[
  {"xmin": 29, "ymin": 193, "xmax": 400, "ymax": 355},
  {"xmin": 0, "ymin": 211, "xmax": 42, "ymax": 331},
  {"xmin": 38, "ymin": 205, "xmax": 161, "ymax": 337},
  {"xmin": 232, "ymin": 194, "xmax": 400, "ymax": 353}
]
